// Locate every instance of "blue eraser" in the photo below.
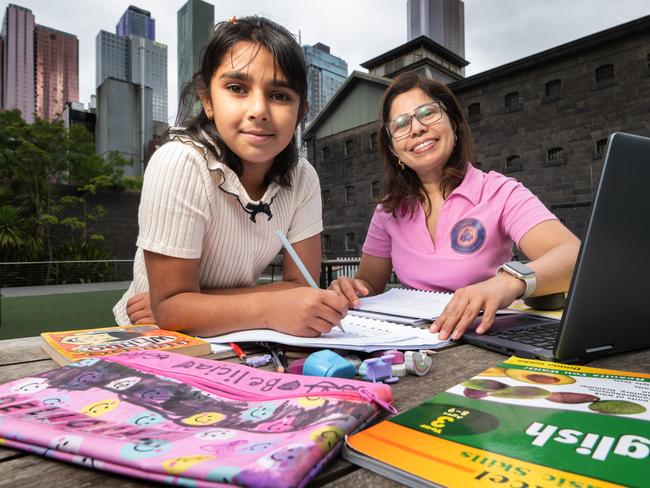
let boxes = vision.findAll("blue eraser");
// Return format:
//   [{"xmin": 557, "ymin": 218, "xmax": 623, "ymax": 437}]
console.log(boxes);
[{"xmin": 303, "ymin": 349, "xmax": 356, "ymax": 378}]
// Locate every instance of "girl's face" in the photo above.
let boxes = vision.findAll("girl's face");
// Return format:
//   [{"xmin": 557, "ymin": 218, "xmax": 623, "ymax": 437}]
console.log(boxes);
[
  {"xmin": 201, "ymin": 41, "xmax": 301, "ymax": 171},
  {"xmin": 387, "ymin": 88, "xmax": 456, "ymax": 182}
]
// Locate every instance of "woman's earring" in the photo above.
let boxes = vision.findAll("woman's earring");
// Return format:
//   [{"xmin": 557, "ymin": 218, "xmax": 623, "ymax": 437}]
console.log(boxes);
[{"xmin": 398, "ymin": 159, "xmax": 405, "ymax": 170}]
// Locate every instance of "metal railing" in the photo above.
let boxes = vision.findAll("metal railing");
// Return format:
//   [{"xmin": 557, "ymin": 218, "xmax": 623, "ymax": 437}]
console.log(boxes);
[{"xmin": 0, "ymin": 260, "xmax": 134, "ymax": 288}]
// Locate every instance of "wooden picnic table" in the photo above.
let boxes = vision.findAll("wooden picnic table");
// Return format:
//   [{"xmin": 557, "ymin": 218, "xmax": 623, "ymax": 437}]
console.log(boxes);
[{"xmin": 1, "ymin": 336, "xmax": 649, "ymax": 487}]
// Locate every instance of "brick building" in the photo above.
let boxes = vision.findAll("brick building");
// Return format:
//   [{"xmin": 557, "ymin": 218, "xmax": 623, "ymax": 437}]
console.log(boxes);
[{"xmin": 305, "ymin": 15, "xmax": 650, "ymax": 257}]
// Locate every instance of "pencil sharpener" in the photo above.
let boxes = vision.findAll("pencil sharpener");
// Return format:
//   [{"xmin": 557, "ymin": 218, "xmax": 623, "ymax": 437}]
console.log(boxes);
[{"xmin": 303, "ymin": 350, "xmax": 356, "ymax": 378}]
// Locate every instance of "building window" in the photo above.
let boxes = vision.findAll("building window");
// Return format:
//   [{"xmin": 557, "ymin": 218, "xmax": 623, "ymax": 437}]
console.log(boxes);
[
  {"xmin": 545, "ymin": 79, "xmax": 561, "ymax": 100},
  {"xmin": 322, "ymin": 234, "xmax": 331, "ymax": 251},
  {"xmin": 344, "ymin": 139, "xmax": 354, "ymax": 157},
  {"xmin": 504, "ymin": 92, "xmax": 520, "ymax": 112},
  {"xmin": 345, "ymin": 233, "xmax": 356, "ymax": 251},
  {"xmin": 371, "ymin": 180, "xmax": 381, "ymax": 199},
  {"xmin": 545, "ymin": 147, "xmax": 565, "ymax": 166},
  {"xmin": 504, "ymin": 155, "xmax": 522, "ymax": 173},
  {"xmin": 321, "ymin": 146, "xmax": 330, "ymax": 161},
  {"xmin": 369, "ymin": 132, "xmax": 377, "ymax": 150},
  {"xmin": 468, "ymin": 102, "xmax": 481, "ymax": 122},
  {"xmin": 595, "ymin": 138, "xmax": 607, "ymax": 158},
  {"xmin": 345, "ymin": 185, "xmax": 354, "ymax": 205},
  {"xmin": 595, "ymin": 64, "xmax": 614, "ymax": 83},
  {"xmin": 322, "ymin": 189, "xmax": 331, "ymax": 209}
]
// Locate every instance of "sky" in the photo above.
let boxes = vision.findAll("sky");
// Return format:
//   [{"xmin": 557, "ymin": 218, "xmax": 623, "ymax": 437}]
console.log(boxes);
[{"xmin": 2, "ymin": 0, "xmax": 649, "ymax": 124}]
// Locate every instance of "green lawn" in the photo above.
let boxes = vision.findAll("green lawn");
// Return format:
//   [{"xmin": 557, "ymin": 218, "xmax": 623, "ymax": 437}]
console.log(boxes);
[{"xmin": 0, "ymin": 289, "xmax": 127, "ymax": 340}]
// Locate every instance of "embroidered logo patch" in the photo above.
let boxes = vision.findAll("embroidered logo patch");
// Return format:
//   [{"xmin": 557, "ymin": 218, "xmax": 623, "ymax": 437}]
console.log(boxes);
[{"xmin": 450, "ymin": 218, "xmax": 486, "ymax": 254}]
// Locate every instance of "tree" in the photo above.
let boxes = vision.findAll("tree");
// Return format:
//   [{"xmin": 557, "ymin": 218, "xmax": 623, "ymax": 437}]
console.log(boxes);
[{"xmin": 0, "ymin": 110, "xmax": 130, "ymax": 269}]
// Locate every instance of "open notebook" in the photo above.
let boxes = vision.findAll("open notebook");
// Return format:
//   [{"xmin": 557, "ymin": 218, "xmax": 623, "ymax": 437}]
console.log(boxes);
[
  {"xmin": 203, "ymin": 314, "xmax": 451, "ymax": 352},
  {"xmin": 352, "ymin": 287, "xmax": 453, "ymax": 322}
]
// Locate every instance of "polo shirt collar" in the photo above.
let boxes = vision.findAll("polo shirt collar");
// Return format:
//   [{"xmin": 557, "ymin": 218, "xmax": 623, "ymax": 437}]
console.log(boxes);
[{"xmin": 447, "ymin": 163, "xmax": 482, "ymax": 205}]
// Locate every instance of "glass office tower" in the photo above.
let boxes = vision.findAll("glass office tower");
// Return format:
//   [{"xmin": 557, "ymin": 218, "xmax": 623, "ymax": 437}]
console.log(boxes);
[
  {"xmin": 302, "ymin": 43, "xmax": 348, "ymax": 127},
  {"xmin": 407, "ymin": 0, "xmax": 465, "ymax": 58},
  {"xmin": 177, "ymin": 0, "xmax": 214, "ymax": 109},
  {"xmin": 116, "ymin": 5, "xmax": 155, "ymax": 41}
]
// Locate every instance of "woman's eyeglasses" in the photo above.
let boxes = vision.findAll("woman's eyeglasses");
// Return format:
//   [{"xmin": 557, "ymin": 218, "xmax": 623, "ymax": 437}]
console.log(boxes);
[{"xmin": 385, "ymin": 101, "xmax": 447, "ymax": 140}]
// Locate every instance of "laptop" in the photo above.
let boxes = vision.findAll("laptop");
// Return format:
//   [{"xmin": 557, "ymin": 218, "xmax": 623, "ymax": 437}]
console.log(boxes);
[{"xmin": 462, "ymin": 132, "xmax": 650, "ymax": 363}]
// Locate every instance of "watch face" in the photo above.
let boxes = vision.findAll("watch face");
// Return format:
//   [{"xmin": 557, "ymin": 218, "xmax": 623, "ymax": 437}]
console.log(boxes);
[{"xmin": 506, "ymin": 261, "xmax": 534, "ymax": 276}]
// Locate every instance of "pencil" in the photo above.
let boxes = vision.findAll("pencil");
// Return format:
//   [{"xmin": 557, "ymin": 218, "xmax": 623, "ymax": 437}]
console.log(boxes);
[
  {"xmin": 229, "ymin": 342, "xmax": 247, "ymax": 362},
  {"xmin": 269, "ymin": 347, "xmax": 285, "ymax": 373},
  {"xmin": 276, "ymin": 230, "xmax": 346, "ymax": 333}
]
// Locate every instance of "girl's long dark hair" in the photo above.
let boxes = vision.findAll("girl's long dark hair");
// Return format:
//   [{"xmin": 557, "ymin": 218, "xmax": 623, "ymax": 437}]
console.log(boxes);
[
  {"xmin": 378, "ymin": 73, "xmax": 474, "ymax": 216},
  {"xmin": 173, "ymin": 16, "xmax": 308, "ymax": 188}
]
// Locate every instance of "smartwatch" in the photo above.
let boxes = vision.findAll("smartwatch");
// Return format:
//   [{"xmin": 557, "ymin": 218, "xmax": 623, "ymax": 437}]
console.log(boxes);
[{"xmin": 496, "ymin": 261, "xmax": 536, "ymax": 299}]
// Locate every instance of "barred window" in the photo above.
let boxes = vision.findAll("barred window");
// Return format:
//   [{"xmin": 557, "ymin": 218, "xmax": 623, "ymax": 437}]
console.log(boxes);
[
  {"xmin": 468, "ymin": 102, "xmax": 481, "ymax": 121},
  {"xmin": 505, "ymin": 155, "xmax": 521, "ymax": 172},
  {"xmin": 504, "ymin": 92, "xmax": 519, "ymax": 110},
  {"xmin": 344, "ymin": 139, "xmax": 354, "ymax": 157},
  {"xmin": 545, "ymin": 79, "xmax": 561, "ymax": 98},
  {"xmin": 321, "ymin": 146, "xmax": 330, "ymax": 160},
  {"xmin": 345, "ymin": 185, "xmax": 354, "ymax": 205},
  {"xmin": 345, "ymin": 233, "xmax": 356, "ymax": 251},
  {"xmin": 547, "ymin": 147, "xmax": 564, "ymax": 161},
  {"xmin": 322, "ymin": 189, "xmax": 331, "ymax": 209},
  {"xmin": 595, "ymin": 139, "xmax": 607, "ymax": 158},
  {"xmin": 322, "ymin": 234, "xmax": 331, "ymax": 251},
  {"xmin": 595, "ymin": 64, "xmax": 614, "ymax": 83},
  {"xmin": 371, "ymin": 180, "xmax": 381, "ymax": 199}
]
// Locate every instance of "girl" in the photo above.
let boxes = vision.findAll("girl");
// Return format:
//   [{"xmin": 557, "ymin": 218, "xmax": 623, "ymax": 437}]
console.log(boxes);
[
  {"xmin": 114, "ymin": 16, "xmax": 347, "ymax": 337},
  {"xmin": 330, "ymin": 73, "xmax": 580, "ymax": 341}
]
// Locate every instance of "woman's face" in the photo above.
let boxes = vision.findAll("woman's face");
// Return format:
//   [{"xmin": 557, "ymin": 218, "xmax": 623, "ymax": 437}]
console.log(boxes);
[
  {"xmin": 201, "ymin": 41, "xmax": 301, "ymax": 171},
  {"xmin": 387, "ymin": 88, "xmax": 456, "ymax": 182}
]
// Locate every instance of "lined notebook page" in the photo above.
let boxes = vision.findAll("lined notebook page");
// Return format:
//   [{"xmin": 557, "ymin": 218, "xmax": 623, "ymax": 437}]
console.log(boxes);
[
  {"xmin": 203, "ymin": 315, "xmax": 451, "ymax": 352},
  {"xmin": 356, "ymin": 288, "xmax": 453, "ymax": 320}
]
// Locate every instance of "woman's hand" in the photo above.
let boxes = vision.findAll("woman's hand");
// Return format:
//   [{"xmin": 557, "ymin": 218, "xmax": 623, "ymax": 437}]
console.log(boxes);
[
  {"xmin": 329, "ymin": 277, "xmax": 371, "ymax": 307},
  {"xmin": 126, "ymin": 292, "xmax": 157, "ymax": 325},
  {"xmin": 266, "ymin": 287, "xmax": 349, "ymax": 337},
  {"xmin": 430, "ymin": 272, "xmax": 525, "ymax": 340}
]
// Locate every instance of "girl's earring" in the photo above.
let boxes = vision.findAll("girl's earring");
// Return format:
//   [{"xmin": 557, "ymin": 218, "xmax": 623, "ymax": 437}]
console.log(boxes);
[{"xmin": 398, "ymin": 159, "xmax": 405, "ymax": 170}]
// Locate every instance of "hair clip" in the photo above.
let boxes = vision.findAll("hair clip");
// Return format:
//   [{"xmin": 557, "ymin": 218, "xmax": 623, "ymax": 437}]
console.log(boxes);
[{"xmin": 228, "ymin": 16, "xmax": 238, "ymax": 24}]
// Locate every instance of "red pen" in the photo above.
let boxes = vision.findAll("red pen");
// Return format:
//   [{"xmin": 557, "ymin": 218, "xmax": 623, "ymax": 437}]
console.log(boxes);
[{"xmin": 229, "ymin": 342, "xmax": 247, "ymax": 362}]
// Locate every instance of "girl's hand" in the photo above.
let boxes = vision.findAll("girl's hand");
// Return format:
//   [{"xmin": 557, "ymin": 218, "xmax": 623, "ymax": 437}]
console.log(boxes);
[
  {"xmin": 328, "ymin": 277, "xmax": 370, "ymax": 307},
  {"xmin": 267, "ymin": 287, "xmax": 348, "ymax": 337},
  {"xmin": 126, "ymin": 292, "xmax": 157, "ymax": 325},
  {"xmin": 430, "ymin": 273, "xmax": 525, "ymax": 340}
]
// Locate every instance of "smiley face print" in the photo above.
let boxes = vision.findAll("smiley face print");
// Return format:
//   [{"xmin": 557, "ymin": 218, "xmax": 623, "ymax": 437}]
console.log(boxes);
[
  {"xmin": 182, "ymin": 412, "xmax": 225, "ymax": 426},
  {"xmin": 80, "ymin": 399, "xmax": 120, "ymax": 417}
]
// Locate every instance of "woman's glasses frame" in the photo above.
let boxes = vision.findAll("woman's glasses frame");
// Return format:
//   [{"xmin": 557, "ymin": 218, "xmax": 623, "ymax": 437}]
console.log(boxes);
[{"xmin": 385, "ymin": 101, "xmax": 447, "ymax": 140}]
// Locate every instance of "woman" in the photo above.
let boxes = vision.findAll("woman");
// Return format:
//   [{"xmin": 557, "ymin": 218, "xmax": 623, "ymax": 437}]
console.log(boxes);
[{"xmin": 330, "ymin": 73, "xmax": 580, "ymax": 341}]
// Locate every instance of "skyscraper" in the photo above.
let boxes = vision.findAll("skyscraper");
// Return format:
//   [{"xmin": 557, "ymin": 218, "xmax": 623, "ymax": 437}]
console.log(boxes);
[
  {"xmin": 35, "ymin": 25, "xmax": 79, "ymax": 121},
  {"xmin": 407, "ymin": 0, "xmax": 465, "ymax": 58},
  {"xmin": 2, "ymin": 4, "xmax": 35, "ymax": 122},
  {"xmin": 116, "ymin": 5, "xmax": 155, "ymax": 40},
  {"xmin": 96, "ymin": 6, "xmax": 168, "ymax": 123},
  {"xmin": 177, "ymin": 0, "xmax": 214, "ymax": 108},
  {"xmin": 302, "ymin": 43, "xmax": 348, "ymax": 127}
]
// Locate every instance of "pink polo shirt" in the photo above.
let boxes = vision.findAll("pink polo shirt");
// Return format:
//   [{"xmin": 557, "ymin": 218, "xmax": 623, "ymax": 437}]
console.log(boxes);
[{"xmin": 362, "ymin": 164, "xmax": 557, "ymax": 292}]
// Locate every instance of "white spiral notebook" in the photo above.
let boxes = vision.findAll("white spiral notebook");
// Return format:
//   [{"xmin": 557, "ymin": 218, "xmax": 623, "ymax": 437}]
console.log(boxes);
[
  {"xmin": 353, "ymin": 287, "xmax": 453, "ymax": 321},
  {"xmin": 204, "ymin": 314, "xmax": 451, "ymax": 352}
]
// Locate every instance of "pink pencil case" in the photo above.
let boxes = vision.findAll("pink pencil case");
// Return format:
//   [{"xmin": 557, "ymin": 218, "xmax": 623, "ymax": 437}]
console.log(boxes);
[{"xmin": 0, "ymin": 350, "xmax": 394, "ymax": 487}]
